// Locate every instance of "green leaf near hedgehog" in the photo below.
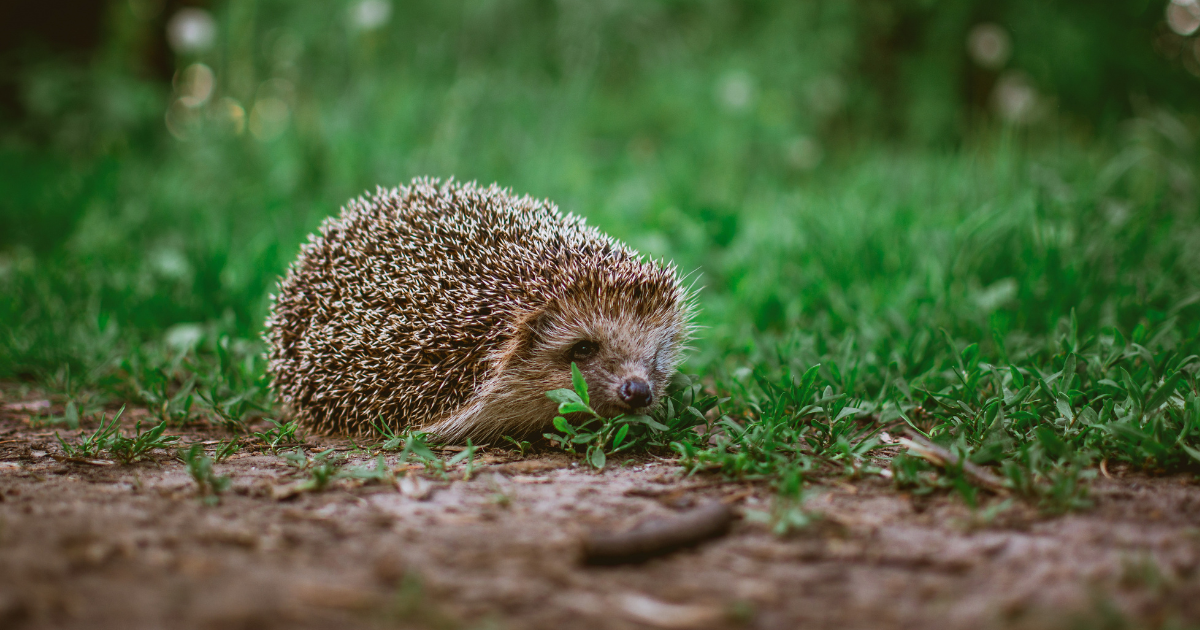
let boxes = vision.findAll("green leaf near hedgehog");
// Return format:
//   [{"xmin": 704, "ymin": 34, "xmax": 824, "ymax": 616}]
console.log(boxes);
[
  {"xmin": 181, "ymin": 443, "xmax": 232, "ymax": 505},
  {"xmin": 544, "ymin": 362, "xmax": 669, "ymax": 470}
]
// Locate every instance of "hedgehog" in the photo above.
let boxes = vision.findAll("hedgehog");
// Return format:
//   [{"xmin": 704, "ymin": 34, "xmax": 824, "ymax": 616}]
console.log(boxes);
[{"xmin": 264, "ymin": 178, "xmax": 694, "ymax": 443}]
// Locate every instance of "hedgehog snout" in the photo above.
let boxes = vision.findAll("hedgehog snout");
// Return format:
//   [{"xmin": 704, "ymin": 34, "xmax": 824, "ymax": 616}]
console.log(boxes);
[{"xmin": 618, "ymin": 378, "xmax": 653, "ymax": 408}]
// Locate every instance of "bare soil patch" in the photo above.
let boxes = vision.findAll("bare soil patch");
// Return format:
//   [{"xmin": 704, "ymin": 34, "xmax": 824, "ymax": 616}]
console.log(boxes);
[{"xmin": 2, "ymin": 389, "xmax": 1198, "ymax": 630}]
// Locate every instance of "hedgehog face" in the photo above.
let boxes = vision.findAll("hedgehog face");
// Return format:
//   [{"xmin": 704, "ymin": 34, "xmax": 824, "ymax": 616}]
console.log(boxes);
[
  {"xmin": 565, "ymin": 331, "xmax": 670, "ymax": 417},
  {"xmin": 526, "ymin": 301, "xmax": 686, "ymax": 420}
]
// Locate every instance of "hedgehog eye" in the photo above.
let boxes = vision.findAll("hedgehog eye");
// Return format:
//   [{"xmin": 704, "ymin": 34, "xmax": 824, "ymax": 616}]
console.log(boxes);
[{"xmin": 567, "ymin": 340, "xmax": 599, "ymax": 361}]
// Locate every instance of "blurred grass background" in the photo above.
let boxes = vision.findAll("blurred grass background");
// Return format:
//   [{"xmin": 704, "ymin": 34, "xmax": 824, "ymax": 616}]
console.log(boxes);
[{"xmin": 2, "ymin": 0, "xmax": 1200, "ymax": 493}]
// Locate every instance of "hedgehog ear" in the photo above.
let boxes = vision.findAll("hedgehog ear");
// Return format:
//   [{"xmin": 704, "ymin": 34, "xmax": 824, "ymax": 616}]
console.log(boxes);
[{"xmin": 515, "ymin": 306, "xmax": 554, "ymax": 351}]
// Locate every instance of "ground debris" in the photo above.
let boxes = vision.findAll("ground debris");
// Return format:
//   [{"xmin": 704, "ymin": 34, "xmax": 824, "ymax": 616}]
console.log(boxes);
[
  {"xmin": 3, "ymin": 396, "xmax": 1200, "ymax": 630},
  {"xmin": 900, "ymin": 430, "xmax": 1008, "ymax": 493},
  {"xmin": 49, "ymin": 454, "xmax": 116, "ymax": 467},
  {"xmin": 583, "ymin": 502, "xmax": 735, "ymax": 565},
  {"xmin": 2, "ymin": 400, "xmax": 50, "ymax": 413},
  {"xmin": 564, "ymin": 591, "xmax": 727, "ymax": 629}
]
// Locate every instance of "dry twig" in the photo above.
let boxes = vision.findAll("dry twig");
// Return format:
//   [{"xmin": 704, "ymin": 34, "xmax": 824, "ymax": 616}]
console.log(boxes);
[
  {"xmin": 582, "ymin": 502, "xmax": 735, "ymax": 565},
  {"xmin": 899, "ymin": 430, "xmax": 1008, "ymax": 493}
]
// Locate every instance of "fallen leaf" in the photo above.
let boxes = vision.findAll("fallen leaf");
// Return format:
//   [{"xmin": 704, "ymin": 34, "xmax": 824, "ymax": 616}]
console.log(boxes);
[
  {"xmin": 399, "ymin": 475, "xmax": 433, "ymax": 499},
  {"xmin": 616, "ymin": 593, "xmax": 725, "ymax": 629},
  {"xmin": 3, "ymin": 400, "xmax": 51, "ymax": 412},
  {"xmin": 511, "ymin": 475, "xmax": 553, "ymax": 484}
]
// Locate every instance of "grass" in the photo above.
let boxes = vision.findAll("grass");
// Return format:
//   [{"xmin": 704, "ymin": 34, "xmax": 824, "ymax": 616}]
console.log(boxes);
[
  {"xmin": 3, "ymin": 0, "xmax": 1200, "ymax": 510},
  {"xmin": 543, "ymin": 363, "xmax": 709, "ymax": 469},
  {"xmin": 181, "ymin": 443, "xmax": 233, "ymax": 504},
  {"xmin": 18, "ymin": 139, "xmax": 1200, "ymax": 510},
  {"xmin": 15, "ymin": 137, "xmax": 1200, "ymax": 510},
  {"xmin": 282, "ymin": 447, "xmax": 343, "ymax": 492},
  {"xmin": 212, "ymin": 436, "xmax": 242, "ymax": 463},
  {"xmin": 548, "ymin": 300, "xmax": 1199, "ymax": 511},
  {"xmin": 55, "ymin": 406, "xmax": 182, "ymax": 464},
  {"xmin": 252, "ymin": 417, "xmax": 300, "ymax": 453}
]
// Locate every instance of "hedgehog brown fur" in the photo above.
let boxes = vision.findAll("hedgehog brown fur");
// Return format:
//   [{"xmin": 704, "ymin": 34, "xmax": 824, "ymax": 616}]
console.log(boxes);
[{"xmin": 265, "ymin": 178, "xmax": 694, "ymax": 442}]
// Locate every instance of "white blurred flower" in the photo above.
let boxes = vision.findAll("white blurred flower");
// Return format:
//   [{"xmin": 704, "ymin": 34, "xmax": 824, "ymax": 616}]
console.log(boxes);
[
  {"xmin": 165, "ymin": 323, "xmax": 205, "ymax": 352},
  {"xmin": 1167, "ymin": 0, "xmax": 1200, "ymax": 36},
  {"xmin": 992, "ymin": 71, "xmax": 1041, "ymax": 124},
  {"xmin": 167, "ymin": 8, "xmax": 217, "ymax": 54},
  {"xmin": 967, "ymin": 23, "xmax": 1011, "ymax": 70},
  {"xmin": 715, "ymin": 70, "xmax": 755, "ymax": 112},
  {"xmin": 349, "ymin": 0, "xmax": 392, "ymax": 31},
  {"xmin": 150, "ymin": 247, "xmax": 191, "ymax": 280},
  {"xmin": 973, "ymin": 278, "xmax": 1017, "ymax": 312},
  {"xmin": 175, "ymin": 63, "xmax": 215, "ymax": 107}
]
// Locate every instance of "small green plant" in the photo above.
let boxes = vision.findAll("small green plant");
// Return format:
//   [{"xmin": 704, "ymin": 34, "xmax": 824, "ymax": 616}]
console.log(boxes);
[
  {"xmin": 340, "ymin": 455, "xmax": 396, "ymax": 485},
  {"xmin": 543, "ymin": 363, "xmax": 672, "ymax": 470},
  {"xmin": 890, "ymin": 452, "xmax": 940, "ymax": 494},
  {"xmin": 502, "ymin": 435, "xmax": 533, "ymax": 457},
  {"xmin": 391, "ymin": 429, "xmax": 444, "ymax": 472},
  {"xmin": 671, "ymin": 363, "xmax": 882, "ymax": 480},
  {"xmin": 181, "ymin": 443, "xmax": 232, "ymax": 505},
  {"xmin": 35, "ymin": 400, "xmax": 81, "ymax": 429},
  {"xmin": 194, "ymin": 334, "xmax": 269, "ymax": 433},
  {"xmin": 105, "ymin": 419, "xmax": 181, "ymax": 464},
  {"xmin": 62, "ymin": 400, "xmax": 81, "ymax": 429},
  {"xmin": 744, "ymin": 467, "xmax": 818, "ymax": 535},
  {"xmin": 362, "ymin": 419, "xmax": 475, "ymax": 478},
  {"xmin": 37, "ymin": 368, "xmax": 104, "ymax": 429},
  {"xmin": 447, "ymin": 440, "xmax": 477, "ymax": 480},
  {"xmin": 135, "ymin": 368, "xmax": 197, "ymax": 425},
  {"xmin": 281, "ymin": 448, "xmax": 343, "ymax": 492},
  {"xmin": 304, "ymin": 449, "xmax": 342, "ymax": 490},
  {"xmin": 644, "ymin": 372, "xmax": 728, "ymax": 448},
  {"xmin": 198, "ymin": 385, "xmax": 259, "ymax": 433},
  {"xmin": 56, "ymin": 407, "xmax": 125, "ymax": 459},
  {"xmin": 368, "ymin": 417, "xmax": 408, "ymax": 452},
  {"xmin": 55, "ymin": 406, "xmax": 179, "ymax": 464},
  {"xmin": 254, "ymin": 418, "xmax": 300, "ymax": 452},
  {"xmin": 212, "ymin": 437, "xmax": 242, "ymax": 463},
  {"xmin": 282, "ymin": 446, "xmax": 317, "ymax": 469}
]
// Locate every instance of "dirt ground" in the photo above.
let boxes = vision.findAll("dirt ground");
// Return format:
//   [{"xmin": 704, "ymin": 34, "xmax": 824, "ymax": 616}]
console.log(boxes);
[{"xmin": 2, "ymin": 389, "xmax": 1199, "ymax": 630}]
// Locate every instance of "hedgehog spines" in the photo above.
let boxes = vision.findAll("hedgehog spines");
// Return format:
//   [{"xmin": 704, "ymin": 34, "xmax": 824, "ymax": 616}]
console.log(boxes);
[{"xmin": 266, "ymin": 177, "xmax": 693, "ymax": 441}]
